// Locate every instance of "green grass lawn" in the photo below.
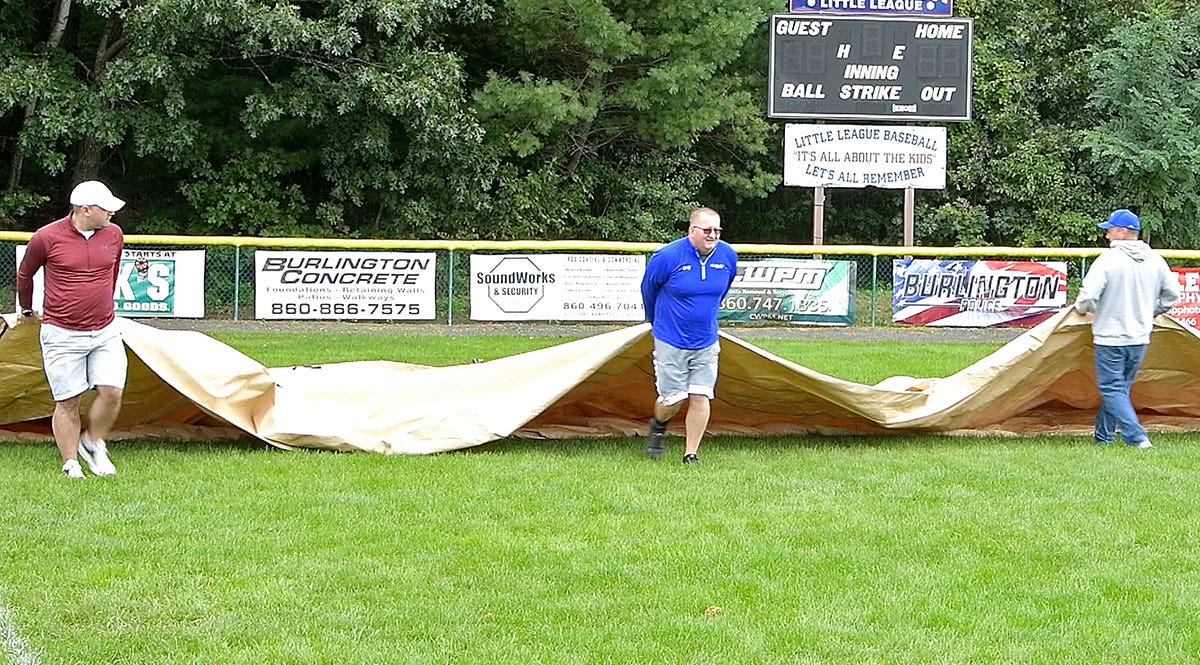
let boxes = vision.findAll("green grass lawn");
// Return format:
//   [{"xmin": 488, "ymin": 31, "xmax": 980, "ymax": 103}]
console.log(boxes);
[
  {"xmin": 2, "ymin": 332, "xmax": 1198, "ymax": 664},
  {"xmin": 205, "ymin": 330, "xmax": 999, "ymax": 385}
]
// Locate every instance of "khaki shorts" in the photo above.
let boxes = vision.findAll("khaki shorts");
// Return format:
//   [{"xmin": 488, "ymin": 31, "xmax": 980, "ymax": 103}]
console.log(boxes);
[
  {"xmin": 652, "ymin": 338, "xmax": 720, "ymax": 406},
  {"xmin": 39, "ymin": 321, "xmax": 127, "ymax": 401}
]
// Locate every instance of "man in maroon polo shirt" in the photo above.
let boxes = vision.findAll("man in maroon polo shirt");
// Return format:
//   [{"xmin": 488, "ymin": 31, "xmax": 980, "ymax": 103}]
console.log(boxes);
[{"xmin": 16, "ymin": 181, "xmax": 127, "ymax": 479}]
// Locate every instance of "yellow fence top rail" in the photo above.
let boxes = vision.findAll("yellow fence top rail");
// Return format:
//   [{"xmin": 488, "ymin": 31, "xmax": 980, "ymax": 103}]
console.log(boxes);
[{"xmin": 3, "ymin": 231, "xmax": 1200, "ymax": 259}]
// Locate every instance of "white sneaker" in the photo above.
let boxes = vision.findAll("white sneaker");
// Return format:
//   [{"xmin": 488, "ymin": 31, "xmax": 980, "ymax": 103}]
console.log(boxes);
[
  {"xmin": 62, "ymin": 459, "xmax": 85, "ymax": 479},
  {"xmin": 1132, "ymin": 439, "xmax": 1154, "ymax": 450},
  {"xmin": 78, "ymin": 433, "xmax": 117, "ymax": 476}
]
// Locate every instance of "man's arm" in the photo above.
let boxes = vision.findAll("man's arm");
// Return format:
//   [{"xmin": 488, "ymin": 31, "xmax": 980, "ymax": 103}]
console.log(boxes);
[
  {"xmin": 1074, "ymin": 256, "xmax": 1108, "ymax": 314},
  {"xmin": 15, "ymin": 236, "xmax": 46, "ymax": 313},
  {"xmin": 723, "ymin": 249, "xmax": 737, "ymax": 297},
  {"xmin": 1155, "ymin": 261, "xmax": 1182, "ymax": 315},
  {"xmin": 640, "ymin": 253, "xmax": 664, "ymax": 324},
  {"xmin": 109, "ymin": 233, "xmax": 124, "ymax": 295}
]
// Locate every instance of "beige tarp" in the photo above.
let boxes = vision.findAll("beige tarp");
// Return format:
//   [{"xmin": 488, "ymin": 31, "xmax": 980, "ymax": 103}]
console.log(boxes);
[{"xmin": 2, "ymin": 310, "xmax": 1200, "ymax": 453}]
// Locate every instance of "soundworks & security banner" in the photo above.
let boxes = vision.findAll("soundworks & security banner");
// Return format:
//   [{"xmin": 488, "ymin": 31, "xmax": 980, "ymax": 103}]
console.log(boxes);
[{"xmin": 470, "ymin": 254, "xmax": 645, "ymax": 321}]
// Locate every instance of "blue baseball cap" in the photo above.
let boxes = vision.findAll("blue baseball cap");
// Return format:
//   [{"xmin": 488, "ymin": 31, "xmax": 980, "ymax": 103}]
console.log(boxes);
[{"xmin": 1099, "ymin": 209, "xmax": 1140, "ymax": 231}]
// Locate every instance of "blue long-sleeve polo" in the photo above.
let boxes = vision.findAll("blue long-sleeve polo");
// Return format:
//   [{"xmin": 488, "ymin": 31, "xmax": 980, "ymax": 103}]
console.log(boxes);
[{"xmin": 640, "ymin": 236, "xmax": 737, "ymax": 349}]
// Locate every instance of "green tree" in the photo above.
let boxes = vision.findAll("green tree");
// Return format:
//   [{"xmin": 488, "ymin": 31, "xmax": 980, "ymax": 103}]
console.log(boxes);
[
  {"xmin": 910, "ymin": 0, "xmax": 1134, "ymax": 247},
  {"xmin": 455, "ymin": 0, "xmax": 779, "ymax": 240},
  {"xmin": 5, "ymin": 0, "xmax": 1188, "ymax": 248},
  {"xmin": 1, "ymin": 0, "xmax": 485, "ymax": 235},
  {"xmin": 715, "ymin": 0, "xmax": 1137, "ymax": 246},
  {"xmin": 1084, "ymin": 6, "xmax": 1200, "ymax": 248}
]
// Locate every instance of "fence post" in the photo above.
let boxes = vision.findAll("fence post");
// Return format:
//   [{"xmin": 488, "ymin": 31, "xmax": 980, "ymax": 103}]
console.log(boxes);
[
  {"xmin": 447, "ymin": 249, "xmax": 454, "ymax": 326},
  {"xmin": 871, "ymin": 254, "xmax": 878, "ymax": 327},
  {"xmin": 233, "ymin": 245, "xmax": 241, "ymax": 321}
]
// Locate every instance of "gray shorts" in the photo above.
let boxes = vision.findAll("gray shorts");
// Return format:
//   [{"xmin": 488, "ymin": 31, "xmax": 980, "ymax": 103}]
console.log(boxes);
[
  {"xmin": 39, "ymin": 321, "xmax": 127, "ymax": 401},
  {"xmin": 653, "ymin": 338, "xmax": 720, "ymax": 406}
]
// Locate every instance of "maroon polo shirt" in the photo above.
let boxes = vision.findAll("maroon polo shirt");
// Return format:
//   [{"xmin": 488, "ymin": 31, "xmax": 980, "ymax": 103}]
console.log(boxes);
[{"xmin": 16, "ymin": 215, "xmax": 124, "ymax": 331}]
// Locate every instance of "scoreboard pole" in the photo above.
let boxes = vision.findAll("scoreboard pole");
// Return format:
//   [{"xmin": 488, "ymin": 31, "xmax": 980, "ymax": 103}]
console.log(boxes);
[{"xmin": 814, "ymin": 185, "xmax": 826, "ymax": 246}]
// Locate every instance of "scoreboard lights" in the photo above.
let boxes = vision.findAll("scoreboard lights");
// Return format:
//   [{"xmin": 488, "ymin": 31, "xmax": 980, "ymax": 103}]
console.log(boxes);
[{"xmin": 769, "ymin": 14, "xmax": 973, "ymax": 121}]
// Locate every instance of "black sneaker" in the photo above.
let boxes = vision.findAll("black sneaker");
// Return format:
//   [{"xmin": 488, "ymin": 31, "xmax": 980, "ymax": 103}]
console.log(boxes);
[
  {"xmin": 682, "ymin": 453, "xmax": 700, "ymax": 465},
  {"xmin": 645, "ymin": 419, "xmax": 666, "ymax": 460}
]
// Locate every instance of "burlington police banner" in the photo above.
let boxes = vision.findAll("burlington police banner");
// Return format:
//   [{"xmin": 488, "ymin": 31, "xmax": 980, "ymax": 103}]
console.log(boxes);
[
  {"xmin": 470, "ymin": 254, "xmax": 645, "ymax": 321},
  {"xmin": 255, "ymin": 250, "xmax": 436, "ymax": 320},
  {"xmin": 719, "ymin": 259, "xmax": 855, "ymax": 325},
  {"xmin": 16, "ymin": 246, "xmax": 206, "ymax": 318},
  {"xmin": 893, "ymin": 259, "xmax": 1067, "ymax": 327},
  {"xmin": 1169, "ymin": 268, "xmax": 1200, "ymax": 328}
]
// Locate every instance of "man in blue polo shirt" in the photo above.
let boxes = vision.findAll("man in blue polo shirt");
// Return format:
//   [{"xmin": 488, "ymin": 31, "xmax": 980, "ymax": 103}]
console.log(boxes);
[{"xmin": 640, "ymin": 207, "xmax": 738, "ymax": 464}]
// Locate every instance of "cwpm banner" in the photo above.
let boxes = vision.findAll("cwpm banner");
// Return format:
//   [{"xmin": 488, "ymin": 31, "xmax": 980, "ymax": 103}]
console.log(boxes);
[
  {"xmin": 719, "ymin": 259, "xmax": 856, "ymax": 325},
  {"xmin": 15, "ymin": 246, "xmax": 206, "ymax": 317}
]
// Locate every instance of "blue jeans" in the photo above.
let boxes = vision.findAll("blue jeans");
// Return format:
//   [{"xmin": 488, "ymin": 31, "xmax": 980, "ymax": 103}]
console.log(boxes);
[{"xmin": 1093, "ymin": 344, "xmax": 1148, "ymax": 445}]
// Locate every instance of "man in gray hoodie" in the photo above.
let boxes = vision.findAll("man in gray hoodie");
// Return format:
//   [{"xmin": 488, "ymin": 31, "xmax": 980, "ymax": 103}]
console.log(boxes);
[{"xmin": 1074, "ymin": 209, "xmax": 1180, "ymax": 448}]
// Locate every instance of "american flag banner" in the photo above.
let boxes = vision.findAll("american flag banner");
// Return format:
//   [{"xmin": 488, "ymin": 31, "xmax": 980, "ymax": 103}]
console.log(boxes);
[{"xmin": 892, "ymin": 259, "xmax": 1068, "ymax": 327}]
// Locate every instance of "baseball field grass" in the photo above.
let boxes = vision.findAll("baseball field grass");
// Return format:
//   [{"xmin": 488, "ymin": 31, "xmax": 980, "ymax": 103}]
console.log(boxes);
[{"xmin": 2, "ymin": 332, "xmax": 1198, "ymax": 664}]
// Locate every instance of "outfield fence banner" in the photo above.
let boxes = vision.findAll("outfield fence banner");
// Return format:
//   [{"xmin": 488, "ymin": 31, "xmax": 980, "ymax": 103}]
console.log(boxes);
[
  {"xmin": 469, "ymin": 254, "xmax": 645, "ymax": 321},
  {"xmin": 783, "ymin": 124, "xmax": 946, "ymax": 189},
  {"xmin": 892, "ymin": 258, "xmax": 1068, "ymax": 327},
  {"xmin": 719, "ymin": 258, "xmax": 856, "ymax": 325},
  {"xmin": 116, "ymin": 249, "xmax": 206, "ymax": 317},
  {"xmin": 15, "ymin": 246, "xmax": 206, "ymax": 318},
  {"xmin": 1169, "ymin": 268, "xmax": 1200, "ymax": 328},
  {"xmin": 13, "ymin": 235, "xmax": 1200, "ymax": 327},
  {"xmin": 254, "ymin": 250, "xmax": 436, "ymax": 320}
]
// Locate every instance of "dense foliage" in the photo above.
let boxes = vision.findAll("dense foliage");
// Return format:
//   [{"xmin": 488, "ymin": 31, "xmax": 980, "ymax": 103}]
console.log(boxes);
[{"xmin": 1, "ymin": 0, "xmax": 1194, "ymax": 246}]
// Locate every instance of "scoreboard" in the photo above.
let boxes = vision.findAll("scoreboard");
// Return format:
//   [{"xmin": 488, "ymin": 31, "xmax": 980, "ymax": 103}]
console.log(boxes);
[{"xmin": 768, "ymin": 14, "xmax": 973, "ymax": 121}]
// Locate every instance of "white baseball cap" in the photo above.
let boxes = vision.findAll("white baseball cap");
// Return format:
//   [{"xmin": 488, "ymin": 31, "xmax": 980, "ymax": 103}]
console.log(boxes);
[{"xmin": 69, "ymin": 180, "xmax": 126, "ymax": 212}]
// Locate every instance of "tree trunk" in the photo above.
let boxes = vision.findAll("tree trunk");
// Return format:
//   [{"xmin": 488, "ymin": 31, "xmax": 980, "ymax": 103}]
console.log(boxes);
[
  {"xmin": 71, "ymin": 15, "xmax": 128, "ymax": 185},
  {"xmin": 71, "ymin": 137, "xmax": 103, "ymax": 186}
]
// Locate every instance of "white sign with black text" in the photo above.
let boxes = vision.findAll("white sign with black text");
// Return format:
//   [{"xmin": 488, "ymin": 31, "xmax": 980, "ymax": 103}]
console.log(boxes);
[
  {"xmin": 783, "ymin": 123, "xmax": 947, "ymax": 189},
  {"xmin": 470, "ymin": 254, "xmax": 646, "ymax": 321},
  {"xmin": 255, "ymin": 250, "xmax": 436, "ymax": 320}
]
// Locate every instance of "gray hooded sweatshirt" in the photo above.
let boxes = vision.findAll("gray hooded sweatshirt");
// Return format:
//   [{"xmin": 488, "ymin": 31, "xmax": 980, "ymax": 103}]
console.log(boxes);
[{"xmin": 1074, "ymin": 240, "xmax": 1180, "ymax": 346}]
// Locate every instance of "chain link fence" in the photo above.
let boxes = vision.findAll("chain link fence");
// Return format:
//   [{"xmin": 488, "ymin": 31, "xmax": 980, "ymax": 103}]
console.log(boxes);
[{"xmin": 5, "ymin": 235, "xmax": 1193, "ymax": 328}]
